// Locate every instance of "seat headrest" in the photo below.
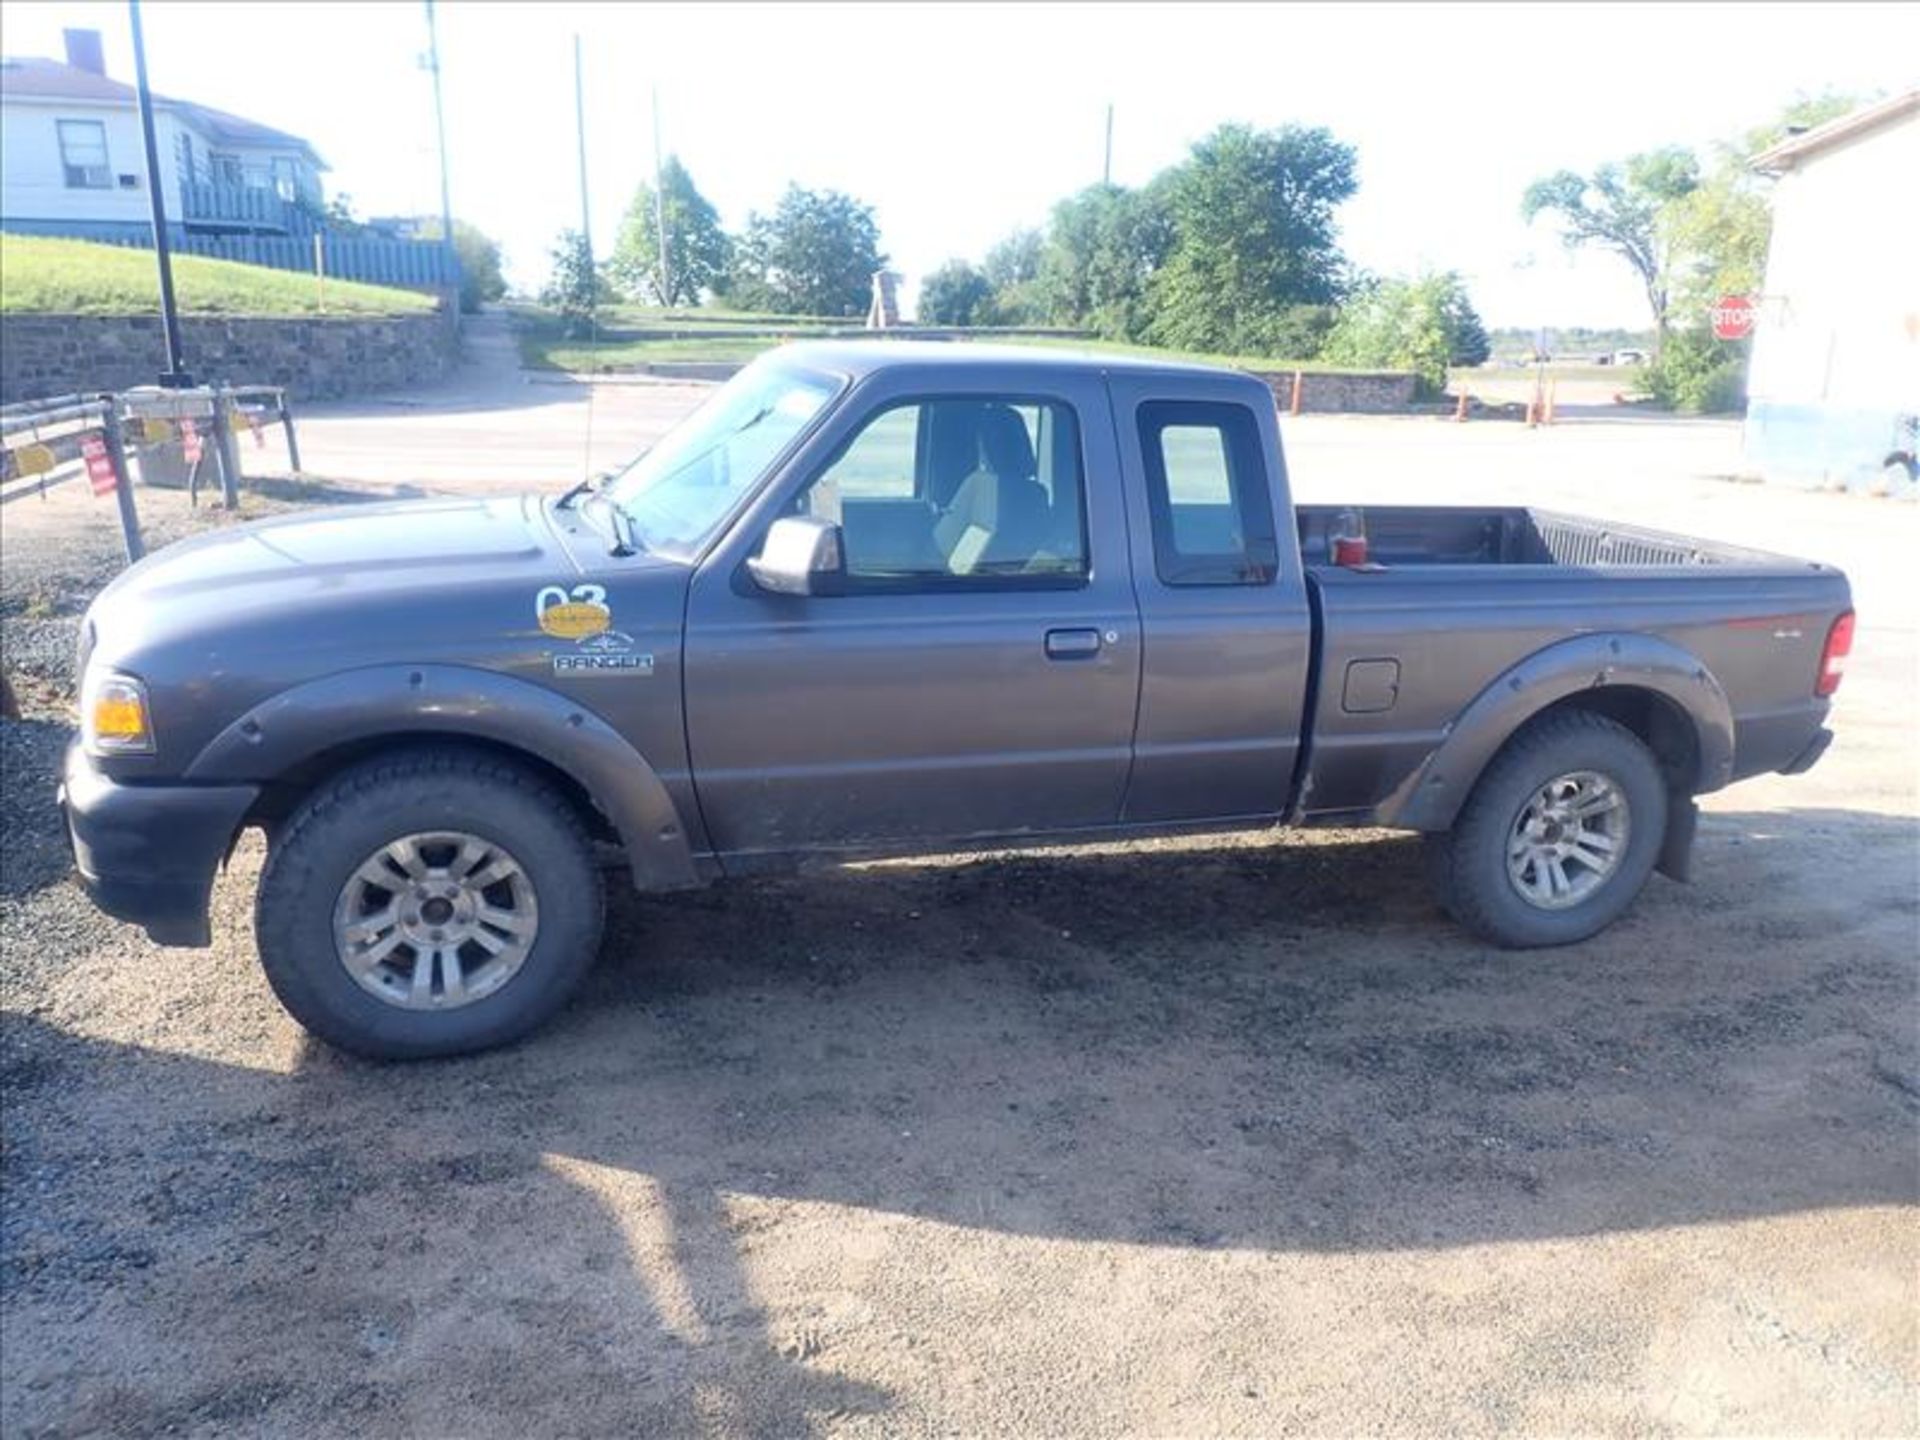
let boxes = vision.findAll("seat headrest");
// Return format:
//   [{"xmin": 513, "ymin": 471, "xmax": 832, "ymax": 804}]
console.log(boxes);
[{"xmin": 975, "ymin": 405, "xmax": 1037, "ymax": 483}]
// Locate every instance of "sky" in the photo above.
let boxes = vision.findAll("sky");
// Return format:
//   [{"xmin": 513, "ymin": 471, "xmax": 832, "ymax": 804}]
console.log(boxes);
[{"xmin": 6, "ymin": 0, "xmax": 1917, "ymax": 328}]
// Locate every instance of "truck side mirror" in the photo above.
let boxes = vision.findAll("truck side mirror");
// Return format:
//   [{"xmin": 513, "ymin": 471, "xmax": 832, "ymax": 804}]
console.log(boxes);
[{"xmin": 747, "ymin": 516, "xmax": 846, "ymax": 596}]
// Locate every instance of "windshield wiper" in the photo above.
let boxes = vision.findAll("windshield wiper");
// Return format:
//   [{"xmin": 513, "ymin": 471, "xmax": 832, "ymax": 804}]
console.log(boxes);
[
  {"xmin": 554, "ymin": 476, "xmax": 596, "ymax": 510},
  {"xmin": 581, "ymin": 491, "xmax": 643, "ymax": 557}
]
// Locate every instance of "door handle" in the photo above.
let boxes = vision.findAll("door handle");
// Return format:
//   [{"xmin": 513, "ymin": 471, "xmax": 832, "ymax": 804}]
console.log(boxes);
[{"xmin": 1044, "ymin": 627, "xmax": 1103, "ymax": 659}]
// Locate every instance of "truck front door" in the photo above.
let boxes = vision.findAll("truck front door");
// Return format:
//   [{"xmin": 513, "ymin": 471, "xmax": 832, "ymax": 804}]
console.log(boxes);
[{"xmin": 684, "ymin": 373, "xmax": 1141, "ymax": 858}]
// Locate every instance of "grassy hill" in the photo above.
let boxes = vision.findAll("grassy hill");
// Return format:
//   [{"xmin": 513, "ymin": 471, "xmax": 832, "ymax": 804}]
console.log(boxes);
[{"xmin": 0, "ymin": 234, "xmax": 435, "ymax": 317}]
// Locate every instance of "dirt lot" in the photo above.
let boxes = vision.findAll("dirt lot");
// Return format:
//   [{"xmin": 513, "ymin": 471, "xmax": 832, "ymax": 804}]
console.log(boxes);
[{"xmin": 2, "ymin": 413, "xmax": 1915, "ymax": 1438}]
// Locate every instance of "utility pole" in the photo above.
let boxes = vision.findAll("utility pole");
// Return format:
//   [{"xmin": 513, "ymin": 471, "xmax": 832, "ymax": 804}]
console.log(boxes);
[
  {"xmin": 1103, "ymin": 103, "xmax": 1113, "ymax": 187},
  {"xmin": 573, "ymin": 35, "xmax": 593, "ymax": 278},
  {"xmin": 127, "ymin": 0, "xmax": 189, "ymax": 386},
  {"xmin": 652, "ymin": 86, "xmax": 671, "ymax": 307},
  {"xmin": 423, "ymin": 0, "xmax": 459, "ymax": 322}
]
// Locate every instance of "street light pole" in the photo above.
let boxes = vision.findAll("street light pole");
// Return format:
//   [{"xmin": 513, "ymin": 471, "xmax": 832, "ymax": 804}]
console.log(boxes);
[
  {"xmin": 652, "ymin": 86, "xmax": 671, "ymax": 307},
  {"xmin": 423, "ymin": 0, "xmax": 459, "ymax": 321},
  {"xmin": 127, "ymin": 0, "xmax": 190, "ymax": 387},
  {"xmin": 573, "ymin": 35, "xmax": 593, "ymax": 275}
]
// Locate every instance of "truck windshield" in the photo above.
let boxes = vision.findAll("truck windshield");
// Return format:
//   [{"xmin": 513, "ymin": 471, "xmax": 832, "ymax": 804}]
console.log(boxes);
[{"xmin": 602, "ymin": 360, "xmax": 836, "ymax": 558}]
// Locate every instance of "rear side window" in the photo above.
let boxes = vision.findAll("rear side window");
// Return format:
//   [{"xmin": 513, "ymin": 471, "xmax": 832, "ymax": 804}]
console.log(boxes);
[{"xmin": 1137, "ymin": 400, "xmax": 1278, "ymax": 586}]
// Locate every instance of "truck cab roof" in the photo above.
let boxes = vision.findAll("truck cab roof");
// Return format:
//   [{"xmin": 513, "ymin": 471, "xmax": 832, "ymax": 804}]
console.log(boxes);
[{"xmin": 766, "ymin": 338, "xmax": 1260, "ymax": 388}]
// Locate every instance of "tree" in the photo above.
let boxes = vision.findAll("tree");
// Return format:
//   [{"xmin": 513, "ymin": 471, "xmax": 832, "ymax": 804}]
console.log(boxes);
[
  {"xmin": 607, "ymin": 157, "xmax": 730, "ymax": 307},
  {"xmin": 1521, "ymin": 147, "xmax": 1700, "ymax": 349},
  {"xmin": 1144, "ymin": 123, "xmax": 1358, "ymax": 355},
  {"xmin": 539, "ymin": 228, "xmax": 612, "ymax": 338},
  {"xmin": 1036, "ymin": 182, "xmax": 1173, "ymax": 340},
  {"xmin": 918, "ymin": 259, "xmax": 993, "ymax": 326},
  {"xmin": 1640, "ymin": 93, "xmax": 1859, "ymax": 412},
  {"xmin": 418, "ymin": 218, "xmax": 506, "ymax": 314},
  {"xmin": 982, "ymin": 228, "xmax": 1045, "ymax": 325},
  {"xmin": 1321, "ymin": 272, "xmax": 1489, "ymax": 393},
  {"xmin": 725, "ymin": 185, "xmax": 885, "ymax": 317}
]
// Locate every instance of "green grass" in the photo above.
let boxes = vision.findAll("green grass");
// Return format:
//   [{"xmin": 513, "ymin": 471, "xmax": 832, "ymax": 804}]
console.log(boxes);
[{"xmin": 0, "ymin": 235, "xmax": 436, "ymax": 316}]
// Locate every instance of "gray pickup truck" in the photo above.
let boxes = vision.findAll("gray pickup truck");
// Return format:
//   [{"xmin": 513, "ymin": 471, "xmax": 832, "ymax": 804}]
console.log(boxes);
[{"xmin": 62, "ymin": 343, "xmax": 1854, "ymax": 1057}]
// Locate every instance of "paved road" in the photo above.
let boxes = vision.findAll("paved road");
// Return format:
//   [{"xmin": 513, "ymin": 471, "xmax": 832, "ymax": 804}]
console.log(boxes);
[{"xmin": 273, "ymin": 311, "xmax": 713, "ymax": 489}]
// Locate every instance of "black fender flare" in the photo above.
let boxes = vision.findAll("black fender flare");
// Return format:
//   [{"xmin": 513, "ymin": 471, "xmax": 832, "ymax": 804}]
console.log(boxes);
[
  {"xmin": 185, "ymin": 663, "xmax": 700, "ymax": 891},
  {"xmin": 1376, "ymin": 632, "xmax": 1735, "ymax": 832}
]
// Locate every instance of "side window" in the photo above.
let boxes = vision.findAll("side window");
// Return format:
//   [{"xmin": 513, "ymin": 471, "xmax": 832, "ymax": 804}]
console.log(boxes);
[
  {"xmin": 800, "ymin": 397, "xmax": 1088, "ymax": 588},
  {"xmin": 1137, "ymin": 400, "xmax": 1279, "ymax": 586}
]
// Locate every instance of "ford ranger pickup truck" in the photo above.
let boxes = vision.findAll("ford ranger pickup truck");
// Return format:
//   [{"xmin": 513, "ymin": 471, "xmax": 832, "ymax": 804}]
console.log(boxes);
[{"xmin": 61, "ymin": 343, "xmax": 1854, "ymax": 1058}]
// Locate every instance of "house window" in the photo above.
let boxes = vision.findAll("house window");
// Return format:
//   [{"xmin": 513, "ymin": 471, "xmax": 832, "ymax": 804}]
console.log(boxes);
[
  {"xmin": 57, "ymin": 119, "xmax": 112, "ymax": 189},
  {"xmin": 174, "ymin": 131, "xmax": 198, "ymax": 186},
  {"xmin": 271, "ymin": 156, "xmax": 299, "ymax": 202},
  {"xmin": 209, "ymin": 152, "xmax": 242, "ymax": 186}
]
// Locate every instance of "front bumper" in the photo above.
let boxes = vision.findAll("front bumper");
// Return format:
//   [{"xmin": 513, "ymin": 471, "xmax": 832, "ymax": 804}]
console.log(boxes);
[{"xmin": 59, "ymin": 744, "xmax": 258, "ymax": 947}]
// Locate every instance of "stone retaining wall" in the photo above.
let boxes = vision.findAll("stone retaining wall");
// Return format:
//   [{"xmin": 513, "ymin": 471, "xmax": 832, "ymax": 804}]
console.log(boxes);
[
  {"xmin": 1244, "ymin": 369, "xmax": 1419, "ymax": 413},
  {"xmin": 0, "ymin": 311, "xmax": 459, "ymax": 405}
]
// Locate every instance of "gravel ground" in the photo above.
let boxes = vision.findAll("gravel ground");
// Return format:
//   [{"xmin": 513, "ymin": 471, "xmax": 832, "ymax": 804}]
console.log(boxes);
[{"xmin": 1, "ymin": 447, "xmax": 1915, "ymax": 1438}]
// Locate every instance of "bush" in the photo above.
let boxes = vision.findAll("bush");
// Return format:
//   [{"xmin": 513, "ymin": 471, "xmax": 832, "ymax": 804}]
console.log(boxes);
[
  {"xmin": 1638, "ymin": 326, "xmax": 1747, "ymax": 413},
  {"xmin": 1322, "ymin": 273, "xmax": 1487, "ymax": 394}
]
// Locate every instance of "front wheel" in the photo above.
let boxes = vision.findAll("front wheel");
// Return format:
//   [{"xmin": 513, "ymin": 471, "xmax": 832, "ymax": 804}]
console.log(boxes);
[
  {"xmin": 1430, "ymin": 710, "xmax": 1668, "ymax": 948},
  {"xmin": 255, "ymin": 749, "xmax": 604, "ymax": 1059}
]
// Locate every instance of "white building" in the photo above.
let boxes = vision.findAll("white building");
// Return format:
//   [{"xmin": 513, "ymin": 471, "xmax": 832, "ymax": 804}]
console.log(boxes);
[
  {"xmin": 0, "ymin": 27, "xmax": 326, "ymax": 241},
  {"xmin": 1743, "ymin": 91, "xmax": 1920, "ymax": 497}
]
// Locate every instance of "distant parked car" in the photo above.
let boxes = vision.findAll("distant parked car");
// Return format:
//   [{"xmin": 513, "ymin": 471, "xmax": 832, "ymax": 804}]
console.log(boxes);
[{"xmin": 1612, "ymin": 349, "xmax": 1648, "ymax": 366}]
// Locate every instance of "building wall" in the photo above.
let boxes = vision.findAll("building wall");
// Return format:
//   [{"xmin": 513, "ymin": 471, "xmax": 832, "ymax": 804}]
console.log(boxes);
[
  {"xmin": 1744, "ymin": 108, "xmax": 1920, "ymax": 494},
  {"xmin": 1, "ymin": 100, "xmax": 321, "ymax": 229},
  {"xmin": 0, "ymin": 99, "xmax": 187, "ymax": 225}
]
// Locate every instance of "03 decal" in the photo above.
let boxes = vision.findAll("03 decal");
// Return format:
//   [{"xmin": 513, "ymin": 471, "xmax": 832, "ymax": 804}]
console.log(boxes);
[{"xmin": 534, "ymin": 583, "xmax": 654, "ymax": 675}]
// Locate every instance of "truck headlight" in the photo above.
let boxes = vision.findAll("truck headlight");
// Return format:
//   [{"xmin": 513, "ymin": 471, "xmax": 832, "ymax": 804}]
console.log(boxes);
[{"xmin": 82, "ymin": 670, "xmax": 155, "ymax": 756}]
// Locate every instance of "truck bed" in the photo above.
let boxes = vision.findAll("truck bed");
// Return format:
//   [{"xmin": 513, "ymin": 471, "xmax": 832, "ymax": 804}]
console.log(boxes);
[
  {"xmin": 1295, "ymin": 505, "xmax": 1803, "ymax": 570},
  {"xmin": 1292, "ymin": 505, "xmax": 1849, "ymax": 824}
]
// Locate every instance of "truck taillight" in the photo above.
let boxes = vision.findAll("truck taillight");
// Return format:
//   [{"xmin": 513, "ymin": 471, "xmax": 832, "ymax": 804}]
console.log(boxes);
[{"xmin": 1816, "ymin": 610, "xmax": 1855, "ymax": 697}]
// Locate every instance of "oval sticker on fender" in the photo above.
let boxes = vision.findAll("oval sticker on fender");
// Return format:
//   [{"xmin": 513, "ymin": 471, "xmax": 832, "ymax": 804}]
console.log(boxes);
[{"xmin": 535, "ymin": 583, "xmax": 611, "ymax": 639}]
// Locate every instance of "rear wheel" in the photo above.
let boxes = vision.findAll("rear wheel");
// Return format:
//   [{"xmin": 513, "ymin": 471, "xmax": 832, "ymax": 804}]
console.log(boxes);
[
  {"xmin": 256, "ymin": 749, "xmax": 604, "ymax": 1059},
  {"xmin": 1431, "ymin": 709, "xmax": 1667, "ymax": 947}
]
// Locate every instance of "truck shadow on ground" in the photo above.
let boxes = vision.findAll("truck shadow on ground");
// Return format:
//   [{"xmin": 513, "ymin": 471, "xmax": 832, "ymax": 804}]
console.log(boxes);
[{"xmin": 3, "ymin": 808, "xmax": 1914, "ymax": 1435}]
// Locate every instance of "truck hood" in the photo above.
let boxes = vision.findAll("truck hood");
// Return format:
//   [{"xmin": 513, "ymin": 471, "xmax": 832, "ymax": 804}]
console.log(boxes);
[
  {"xmin": 96, "ymin": 493, "xmax": 559, "ymax": 613},
  {"xmin": 82, "ymin": 491, "xmax": 693, "ymax": 772}
]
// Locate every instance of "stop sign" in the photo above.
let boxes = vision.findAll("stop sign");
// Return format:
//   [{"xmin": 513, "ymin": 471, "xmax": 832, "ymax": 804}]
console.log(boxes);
[{"xmin": 1711, "ymin": 294, "xmax": 1756, "ymax": 341}]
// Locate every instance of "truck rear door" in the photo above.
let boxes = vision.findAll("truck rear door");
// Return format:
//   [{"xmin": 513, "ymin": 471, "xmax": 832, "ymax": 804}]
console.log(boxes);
[
  {"xmin": 1104, "ymin": 373, "xmax": 1314, "ymax": 822},
  {"xmin": 684, "ymin": 367, "xmax": 1142, "ymax": 857}
]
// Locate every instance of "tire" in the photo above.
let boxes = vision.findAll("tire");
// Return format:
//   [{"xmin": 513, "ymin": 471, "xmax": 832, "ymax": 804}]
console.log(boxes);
[
  {"xmin": 1430, "ymin": 709, "xmax": 1668, "ymax": 948},
  {"xmin": 256, "ymin": 748, "xmax": 604, "ymax": 1059}
]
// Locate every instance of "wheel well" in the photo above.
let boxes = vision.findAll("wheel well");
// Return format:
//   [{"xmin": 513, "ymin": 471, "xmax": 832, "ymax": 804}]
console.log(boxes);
[
  {"xmin": 240, "ymin": 734, "xmax": 621, "ymax": 847},
  {"xmin": 1528, "ymin": 686, "xmax": 1701, "ymax": 791}
]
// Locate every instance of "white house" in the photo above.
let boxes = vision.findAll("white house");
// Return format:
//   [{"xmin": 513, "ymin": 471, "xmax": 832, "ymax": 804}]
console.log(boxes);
[
  {"xmin": 1742, "ymin": 91, "xmax": 1920, "ymax": 497},
  {"xmin": 0, "ymin": 27, "xmax": 327, "ymax": 241}
]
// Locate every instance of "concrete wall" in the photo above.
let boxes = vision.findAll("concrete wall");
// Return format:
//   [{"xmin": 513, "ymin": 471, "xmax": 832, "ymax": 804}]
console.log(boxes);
[
  {"xmin": 0, "ymin": 311, "xmax": 459, "ymax": 404},
  {"xmin": 1744, "ymin": 103, "xmax": 1920, "ymax": 494}
]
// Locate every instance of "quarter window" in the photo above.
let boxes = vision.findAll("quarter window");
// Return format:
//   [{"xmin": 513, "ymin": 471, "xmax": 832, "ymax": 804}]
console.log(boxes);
[
  {"xmin": 799, "ymin": 398, "xmax": 1088, "ymax": 588},
  {"xmin": 57, "ymin": 119, "xmax": 111, "ymax": 189},
  {"xmin": 1137, "ymin": 400, "xmax": 1279, "ymax": 586}
]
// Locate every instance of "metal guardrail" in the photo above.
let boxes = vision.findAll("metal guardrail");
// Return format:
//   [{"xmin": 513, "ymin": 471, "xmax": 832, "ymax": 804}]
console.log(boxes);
[{"xmin": 0, "ymin": 384, "xmax": 301, "ymax": 563}]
